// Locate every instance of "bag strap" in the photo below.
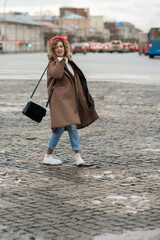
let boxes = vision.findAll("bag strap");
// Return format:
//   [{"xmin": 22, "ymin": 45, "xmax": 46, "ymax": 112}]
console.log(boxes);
[
  {"xmin": 30, "ymin": 60, "xmax": 52, "ymax": 98},
  {"xmin": 45, "ymin": 79, "xmax": 56, "ymax": 107}
]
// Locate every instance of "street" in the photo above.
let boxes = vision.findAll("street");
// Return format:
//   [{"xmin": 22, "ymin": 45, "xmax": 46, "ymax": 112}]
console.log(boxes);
[
  {"xmin": 0, "ymin": 52, "xmax": 160, "ymax": 84},
  {"xmin": 0, "ymin": 52, "xmax": 160, "ymax": 240}
]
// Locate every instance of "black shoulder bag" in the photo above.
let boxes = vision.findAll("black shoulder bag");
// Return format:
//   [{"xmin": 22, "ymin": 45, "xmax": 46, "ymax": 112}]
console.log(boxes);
[{"xmin": 22, "ymin": 61, "xmax": 56, "ymax": 123}]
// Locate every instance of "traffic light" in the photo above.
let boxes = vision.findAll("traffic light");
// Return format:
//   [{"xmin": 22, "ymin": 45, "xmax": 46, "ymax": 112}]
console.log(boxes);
[{"xmin": 28, "ymin": 43, "xmax": 32, "ymax": 48}]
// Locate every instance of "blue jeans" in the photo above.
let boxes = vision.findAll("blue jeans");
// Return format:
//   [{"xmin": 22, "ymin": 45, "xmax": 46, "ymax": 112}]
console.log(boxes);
[{"xmin": 48, "ymin": 124, "xmax": 80, "ymax": 151}]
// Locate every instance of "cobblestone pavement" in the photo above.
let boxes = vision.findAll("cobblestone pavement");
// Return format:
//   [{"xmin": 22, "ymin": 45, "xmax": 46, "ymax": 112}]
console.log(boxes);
[{"xmin": 0, "ymin": 79, "xmax": 160, "ymax": 240}]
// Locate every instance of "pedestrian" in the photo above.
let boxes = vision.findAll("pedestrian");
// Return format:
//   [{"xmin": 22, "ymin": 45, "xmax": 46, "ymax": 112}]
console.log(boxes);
[{"xmin": 43, "ymin": 36, "xmax": 99, "ymax": 166}]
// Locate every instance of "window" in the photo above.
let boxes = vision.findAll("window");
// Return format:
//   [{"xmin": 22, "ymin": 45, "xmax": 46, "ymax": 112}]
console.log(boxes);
[{"xmin": 151, "ymin": 29, "xmax": 160, "ymax": 40}]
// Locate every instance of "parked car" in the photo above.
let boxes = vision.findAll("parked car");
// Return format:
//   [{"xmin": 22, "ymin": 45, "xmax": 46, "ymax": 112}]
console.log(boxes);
[
  {"xmin": 128, "ymin": 42, "xmax": 136, "ymax": 52},
  {"xmin": 88, "ymin": 42, "xmax": 97, "ymax": 52},
  {"xmin": 122, "ymin": 42, "xmax": 138, "ymax": 53},
  {"xmin": 123, "ymin": 42, "xmax": 130, "ymax": 53},
  {"xmin": 96, "ymin": 42, "xmax": 105, "ymax": 52},
  {"xmin": 71, "ymin": 43, "xmax": 87, "ymax": 54},
  {"xmin": 83, "ymin": 42, "xmax": 90, "ymax": 52},
  {"xmin": 109, "ymin": 40, "xmax": 124, "ymax": 53},
  {"xmin": 103, "ymin": 43, "xmax": 110, "ymax": 52}
]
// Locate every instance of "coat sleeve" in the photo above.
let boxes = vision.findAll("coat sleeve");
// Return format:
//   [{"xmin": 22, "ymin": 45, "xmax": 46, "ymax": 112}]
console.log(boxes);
[{"xmin": 47, "ymin": 59, "xmax": 66, "ymax": 80}]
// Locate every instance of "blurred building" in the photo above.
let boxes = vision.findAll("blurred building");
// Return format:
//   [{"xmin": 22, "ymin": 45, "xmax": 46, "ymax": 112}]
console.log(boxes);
[
  {"xmin": 90, "ymin": 16, "xmax": 110, "ymax": 42},
  {"xmin": 104, "ymin": 21, "xmax": 119, "ymax": 40},
  {"xmin": 104, "ymin": 21, "xmax": 142, "ymax": 42},
  {"xmin": 32, "ymin": 13, "xmax": 75, "ymax": 48},
  {"xmin": 115, "ymin": 22, "xmax": 138, "ymax": 42},
  {"xmin": 133, "ymin": 27, "xmax": 142, "ymax": 42},
  {"xmin": 0, "ymin": 9, "xmax": 143, "ymax": 53},
  {"xmin": 60, "ymin": 7, "xmax": 89, "ymax": 18},
  {"xmin": 32, "ymin": 14, "xmax": 59, "ymax": 24},
  {"xmin": 59, "ymin": 7, "xmax": 90, "ymax": 42},
  {"xmin": 0, "ymin": 12, "xmax": 45, "ymax": 53},
  {"xmin": 32, "ymin": 8, "xmax": 90, "ymax": 44},
  {"xmin": 35, "ymin": 20, "xmax": 74, "ymax": 48},
  {"xmin": 59, "ymin": 7, "xmax": 110, "ymax": 42}
]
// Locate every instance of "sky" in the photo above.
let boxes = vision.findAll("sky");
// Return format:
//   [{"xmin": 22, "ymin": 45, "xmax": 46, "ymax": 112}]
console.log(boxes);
[{"xmin": 0, "ymin": 0, "xmax": 160, "ymax": 32}]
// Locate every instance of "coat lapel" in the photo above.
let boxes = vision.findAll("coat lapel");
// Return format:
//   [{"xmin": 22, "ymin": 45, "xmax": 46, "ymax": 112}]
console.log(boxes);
[
  {"xmin": 64, "ymin": 68, "xmax": 71, "ymax": 79},
  {"xmin": 69, "ymin": 60, "xmax": 95, "ymax": 110}
]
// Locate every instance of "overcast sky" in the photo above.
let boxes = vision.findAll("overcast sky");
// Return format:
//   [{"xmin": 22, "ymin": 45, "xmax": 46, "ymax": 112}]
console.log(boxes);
[{"xmin": 0, "ymin": 0, "xmax": 160, "ymax": 31}]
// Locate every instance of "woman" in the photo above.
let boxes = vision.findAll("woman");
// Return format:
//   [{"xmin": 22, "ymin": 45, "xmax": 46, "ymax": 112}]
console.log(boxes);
[{"xmin": 43, "ymin": 36, "xmax": 99, "ymax": 166}]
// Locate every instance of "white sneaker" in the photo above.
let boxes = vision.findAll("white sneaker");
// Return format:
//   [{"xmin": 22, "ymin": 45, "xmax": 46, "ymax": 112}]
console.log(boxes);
[
  {"xmin": 43, "ymin": 155, "xmax": 62, "ymax": 165},
  {"xmin": 75, "ymin": 154, "xmax": 85, "ymax": 166}
]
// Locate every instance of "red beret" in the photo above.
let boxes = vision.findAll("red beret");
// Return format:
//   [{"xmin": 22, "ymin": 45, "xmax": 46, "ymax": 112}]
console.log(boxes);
[{"xmin": 48, "ymin": 36, "xmax": 66, "ymax": 45}]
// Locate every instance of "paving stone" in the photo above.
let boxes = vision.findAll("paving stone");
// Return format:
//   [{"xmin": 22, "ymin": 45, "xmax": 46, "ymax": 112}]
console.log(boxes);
[{"xmin": 0, "ymin": 80, "xmax": 160, "ymax": 239}]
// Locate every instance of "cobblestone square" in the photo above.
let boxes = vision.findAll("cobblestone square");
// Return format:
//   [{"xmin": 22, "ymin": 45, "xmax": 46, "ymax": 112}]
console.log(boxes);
[{"xmin": 0, "ymin": 76, "xmax": 160, "ymax": 239}]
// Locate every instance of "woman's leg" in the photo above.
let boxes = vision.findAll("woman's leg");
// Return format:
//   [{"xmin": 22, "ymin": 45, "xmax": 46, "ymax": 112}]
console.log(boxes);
[
  {"xmin": 66, "ymin": 124, "xmax": 85, "ymax": 165},
  {"xmin": 66, "ymin": 124, "xmax": 80, "ymax": 152},
  {"xmin": 47, "ymin": 127, "xmax": 65, "ymax": 153},
  {"xmin": 43, "ymin": 127, "xmax": 65, "ymax": 165}
]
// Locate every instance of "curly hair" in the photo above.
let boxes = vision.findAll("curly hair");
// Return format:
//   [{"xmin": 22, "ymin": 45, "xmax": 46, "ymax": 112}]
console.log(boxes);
[{"xmin": 47, "ymin": 38, "xmax": 73, "ymax": 61}]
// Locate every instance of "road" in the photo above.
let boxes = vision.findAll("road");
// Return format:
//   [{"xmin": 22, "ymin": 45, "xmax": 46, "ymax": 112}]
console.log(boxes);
[
  {"xmin": 0, "ymin": 52, "xmax": 160, "ymax": 85},
  {"xmin": 0, "ymin": 52, "xmax": 160, "ymax": 240}
]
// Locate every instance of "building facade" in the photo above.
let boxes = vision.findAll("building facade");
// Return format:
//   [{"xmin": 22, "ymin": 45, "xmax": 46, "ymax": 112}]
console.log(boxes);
[
  {"xmin": 60, "ymin": 7, "xmax": 89, "ymax": 18},
  {"xmin": 90, "ymin": 16, "xmax": 110, "ymax": 41},
  {"xmin": 0, "ymin": 10, "xmax": 142, "ymax": 53},
  {"xmin": 59, "ymin": 7, "xmax": 90, "ymax": 42},
  {"xmin": 0, "ymin": 12, "xmax": 45, "ymax": 53},
  {"xmin": 104, "ymin": 21, "xmax": 142, "ymax": 42}
]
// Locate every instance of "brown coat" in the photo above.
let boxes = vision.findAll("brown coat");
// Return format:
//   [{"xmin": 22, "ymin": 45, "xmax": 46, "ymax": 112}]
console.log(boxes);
[{"xmin": 47, "ymin": 58, "xmax": 99, "ymax": 130}]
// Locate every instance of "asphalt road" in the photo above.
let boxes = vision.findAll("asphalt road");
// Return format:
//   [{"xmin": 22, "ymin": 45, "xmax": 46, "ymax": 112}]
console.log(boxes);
[{"xmin": 0, "ymin": 52, "xmax": 160, "ymax": 85}]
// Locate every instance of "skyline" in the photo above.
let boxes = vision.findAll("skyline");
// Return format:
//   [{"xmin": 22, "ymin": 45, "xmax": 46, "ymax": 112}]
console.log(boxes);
[{"xmin": 0, "ymin": 0, "xmax": 160, "ymax": 32}]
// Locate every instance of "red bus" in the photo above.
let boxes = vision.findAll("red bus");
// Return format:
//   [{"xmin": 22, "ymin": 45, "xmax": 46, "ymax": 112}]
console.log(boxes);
[{"xmin": 138, "ymin": 32, "xmax": 149, "ymax": 55}]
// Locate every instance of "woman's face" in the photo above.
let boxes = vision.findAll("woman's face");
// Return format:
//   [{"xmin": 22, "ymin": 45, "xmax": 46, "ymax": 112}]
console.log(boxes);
[{"xmin": 54, "ymin": 41, "xmax": 65, "ymax": 57}]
